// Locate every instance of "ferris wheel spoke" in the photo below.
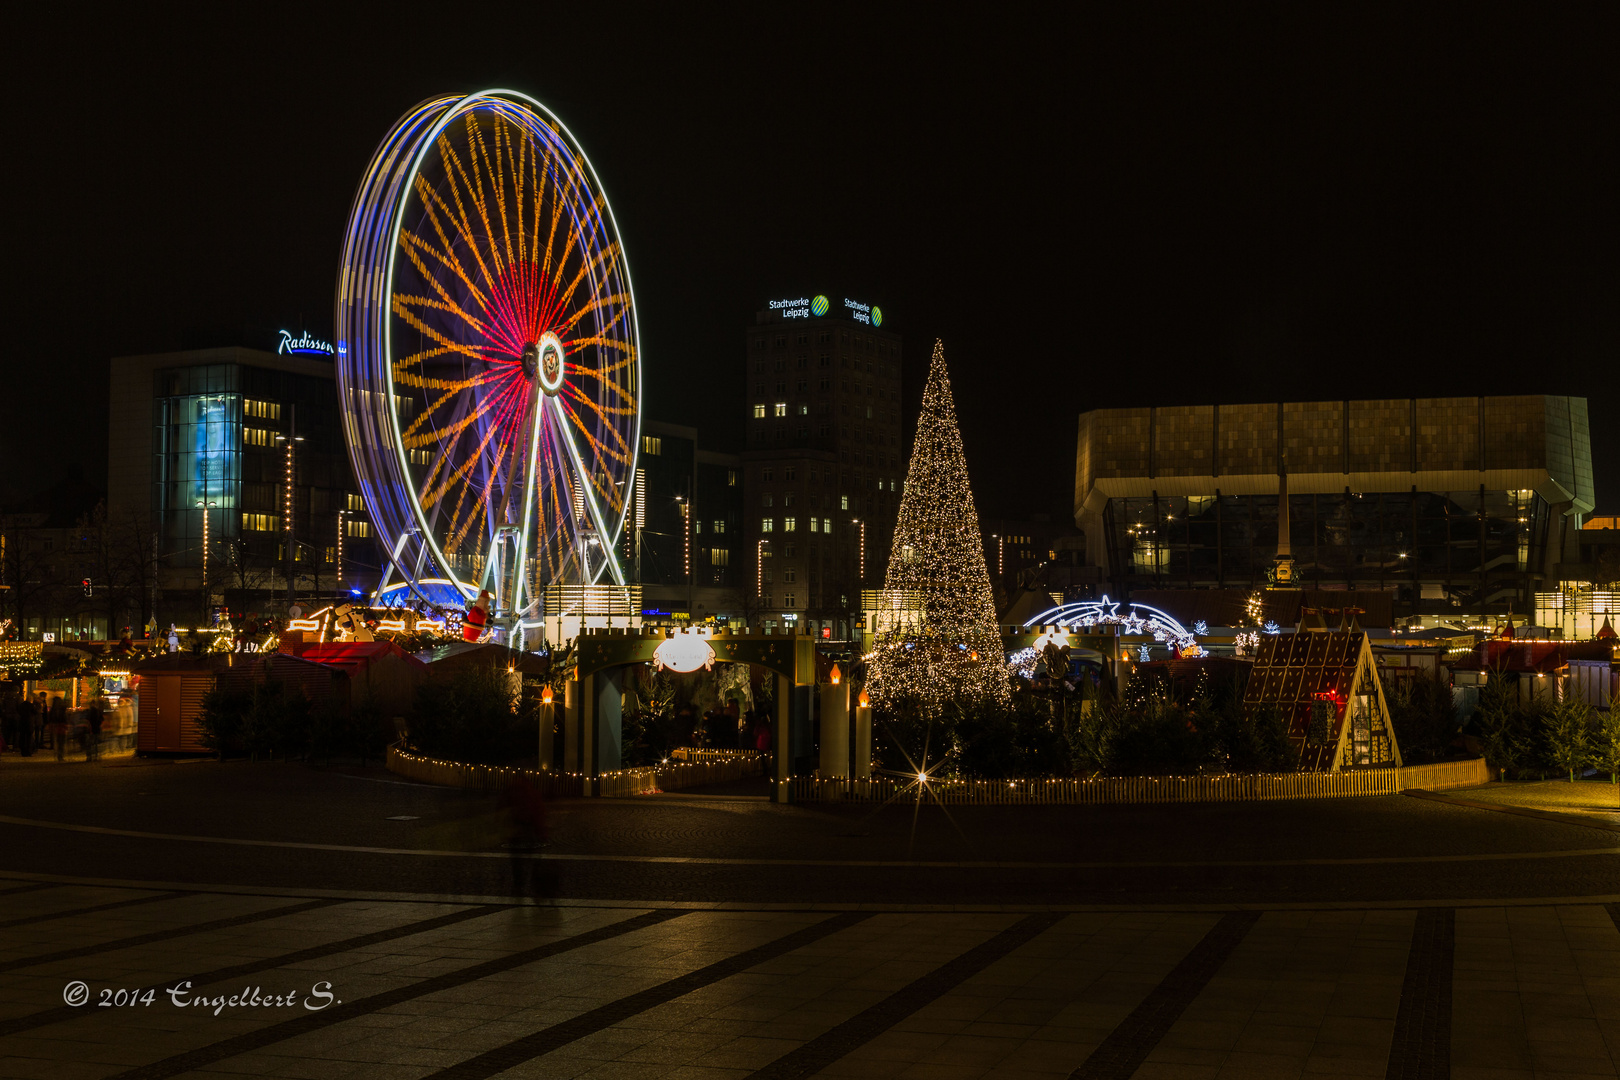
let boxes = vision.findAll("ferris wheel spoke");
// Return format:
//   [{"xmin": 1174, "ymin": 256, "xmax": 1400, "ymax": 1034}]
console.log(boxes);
[
  {"xmin": 395, "ymin": 231, "xmax": 501, "ymax": 344},
  {"xmin": 402, "ymin": 187, "xmax": 504, "ymax": 331},
  {"xmin": 420, "ymin": 376, "xmax": 522, "ymax": 512},
  {"xmin": 546, "ymin": 395, "xmax": 625, "ymax": 586}
]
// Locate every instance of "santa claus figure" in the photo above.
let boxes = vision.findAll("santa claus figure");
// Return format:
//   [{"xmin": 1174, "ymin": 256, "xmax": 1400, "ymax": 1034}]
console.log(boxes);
[{"xmin": 462, "ymin": 589, "xmax": 492, "ymax": 642}]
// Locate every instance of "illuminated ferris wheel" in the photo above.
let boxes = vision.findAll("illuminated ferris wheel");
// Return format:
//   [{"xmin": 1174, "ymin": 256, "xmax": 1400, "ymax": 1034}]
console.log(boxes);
[{"xmin": 336, "ymin": 90, "xmax": 640, "ymax": 631}]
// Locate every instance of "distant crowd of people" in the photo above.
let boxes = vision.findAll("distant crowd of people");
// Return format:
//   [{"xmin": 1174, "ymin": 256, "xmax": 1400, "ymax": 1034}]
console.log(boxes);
[{"xmin": 0, "ymin": 689, "xmax": 106, "ymax": 760}]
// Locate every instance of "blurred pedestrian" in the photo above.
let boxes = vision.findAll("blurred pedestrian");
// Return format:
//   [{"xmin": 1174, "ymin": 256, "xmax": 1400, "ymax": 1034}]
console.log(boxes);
[
  {"xmin": 0, "ymin": 688, "xmax": 16, "ymax": 753},
  {"xmin": 85, "ymin": 698, "xmax": 104, "ymax": 762},
  {"xmin": 498, "ymin": 773, "xmax": 548, "ymax": 898},
  {"xmin": 49, "ymin": 695, "xmax": 68, "ymax": 761},
  {"xmin": 755, "ymin": 713, "xmax": 772, "ymax": 759},
  {"xmin": 33, "ymin": 693, "xmax": 48, "ymax": 751},
  {"xmin": 16, "ymin": 693, "xmax": 36, "ymax": 757}
]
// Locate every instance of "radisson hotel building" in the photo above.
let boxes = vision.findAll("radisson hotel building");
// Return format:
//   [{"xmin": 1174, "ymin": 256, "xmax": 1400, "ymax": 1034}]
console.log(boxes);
[{"xmin": 1074, "ymin": 395, "xmax": 1593, "ymax": 621}]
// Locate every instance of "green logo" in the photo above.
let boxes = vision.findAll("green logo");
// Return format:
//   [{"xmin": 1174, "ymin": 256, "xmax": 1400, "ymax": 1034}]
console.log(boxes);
[
  {"xmin": 811, "ymin": 295, "xmax": 829, "ymax": 316},
  {"xmin": 871, "ymin": 305, "xmax": 883, "ymax": 327}
]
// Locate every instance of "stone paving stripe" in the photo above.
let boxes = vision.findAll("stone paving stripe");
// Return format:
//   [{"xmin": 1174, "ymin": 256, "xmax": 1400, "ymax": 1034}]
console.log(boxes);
[
  {"xmin": 0, "ymin": 889, "xmax": 187, "ymax": 931},
  {"xmin": 0, "ymin": 901, "xmax": 501, "ymax": 1037},
  {"xmin": 0, "ymin": 897, "xmax": 342, "ymax": 974},
  {"xmin": 0, "ymin": 882, "xmax": 57, "ymax": 897},
  {"xmin": 417, "ymin": 911, "xmax": 872, "ymax": 1080},
  {"xmin": 1070, "ymin": 909, "xmax": 1261, "ymax": 1080},
  {"xmin": 8, "ymin": 810, "xmax": 1620, "ymax": 869},
  {"xmin": 745, "ymin": 911, "xmax": 1067, "ymax": 1080},
  {"xmin": 1404, "ymin": 788, "xmax": 1620, "ymax": 835},
  {"xmin": 1384, "ymin": 906, "xmax": 1454, "ymax": 1080},
  {"xmin": 103, "ymin": 908, "xmax": 682, "ymax": 1080}
]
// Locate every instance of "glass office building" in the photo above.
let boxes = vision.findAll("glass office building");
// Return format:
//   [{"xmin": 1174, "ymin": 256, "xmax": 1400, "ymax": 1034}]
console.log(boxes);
[{"xmin": 110, "ymin": 346, "xmax": 374, "ymax": 607}]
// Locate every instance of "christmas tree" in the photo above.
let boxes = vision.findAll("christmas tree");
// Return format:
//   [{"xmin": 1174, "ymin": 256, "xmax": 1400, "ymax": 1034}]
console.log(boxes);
[{"xmin": 867, "ymin": 340, "xmax": 1009, "ymax": 709}]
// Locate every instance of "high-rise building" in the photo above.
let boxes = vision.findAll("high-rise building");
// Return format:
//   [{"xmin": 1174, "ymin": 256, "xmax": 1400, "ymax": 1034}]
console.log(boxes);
[
  {"xmin": 743, "ymin": 294, "xmax": 901, "ymax": 639},
  {"xmin": 107, "ymin": 342, "xmax": 376, "ymax": 614}
]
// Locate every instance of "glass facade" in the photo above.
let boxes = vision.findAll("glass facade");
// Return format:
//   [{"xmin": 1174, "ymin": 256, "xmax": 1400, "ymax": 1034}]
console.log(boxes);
[
  {"xmin": 152, "ymin": 363, "xmax": 371, "ymax": 587},
  {"xmin": 154, "ymin": 366, "xmax": 241, "ymax": 568},
  {"xmin": 1102, "ymin": 488, "xmax": 1549, "ymax": 613}
]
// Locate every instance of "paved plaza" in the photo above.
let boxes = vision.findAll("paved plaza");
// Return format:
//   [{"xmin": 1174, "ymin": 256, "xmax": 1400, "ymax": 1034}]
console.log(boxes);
[{"xmin": 2, "ymin": 758, "xmax": 1620, "ymax": 1078}]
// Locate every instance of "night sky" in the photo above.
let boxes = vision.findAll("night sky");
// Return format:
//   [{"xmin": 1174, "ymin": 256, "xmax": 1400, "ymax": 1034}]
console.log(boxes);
[{"xmin": 9, "ymin": 9, "xmax": 1617, "ymax": 520}]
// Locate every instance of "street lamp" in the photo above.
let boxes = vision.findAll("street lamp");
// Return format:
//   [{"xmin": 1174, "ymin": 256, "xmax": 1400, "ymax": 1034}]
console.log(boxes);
[
  {"xmin": 852, "ymin": 519, "xmax": 865, "ymax": 585},
  {"xmin": 195, "ymin": 499, "xmax": 218, "ymax": 590},
  {"xmin": 757, "ymin": 537, "xmax": 770, "ymax": 603},
  {"xmin": 676, "ymin": 492, "xmax": 693, "ymax": 622},
  {"xmin": 275, "ymin": 407, "xmax": 305, "ymax": 605}
]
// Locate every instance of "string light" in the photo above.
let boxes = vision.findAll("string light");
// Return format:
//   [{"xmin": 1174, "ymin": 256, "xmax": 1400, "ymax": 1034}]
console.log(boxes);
[{"xmin": 867, "ymin": 341, "xmax": 1008, "ymax": 708}]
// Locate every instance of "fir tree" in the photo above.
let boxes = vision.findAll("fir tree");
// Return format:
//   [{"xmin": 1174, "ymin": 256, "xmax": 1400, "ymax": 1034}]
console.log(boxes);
[{"xmin": 867, "ymin": 340, "xmax": 1008, "ymax": 710}]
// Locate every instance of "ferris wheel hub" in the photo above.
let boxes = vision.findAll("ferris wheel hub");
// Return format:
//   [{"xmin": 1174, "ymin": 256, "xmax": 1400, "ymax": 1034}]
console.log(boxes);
[{"xmin": 528, "ymin": 331, "xmax": 566, "ymax": 396}]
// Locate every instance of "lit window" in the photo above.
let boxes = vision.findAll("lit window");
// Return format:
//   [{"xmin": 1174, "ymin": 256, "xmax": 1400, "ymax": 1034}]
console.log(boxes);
[
  {"xmin": 753, "ymin": 404, "xmax": 766, "ymax": 419},
  {"xmin": 822, "ymin": 518, "xmax": 831, "ymax": 532},
  {"xmin": 798, "ymin": 403, "xmax": 809, "ymax": 415},
  {"xmin": 762, "ymin": 518, "xmax": 774, "ymax": 533},
  {"xmin": 809, "ymin": 519, "xmax": 818, "ymax": 533},
  {"xmin": 241, "ymin": 513, "xmax": 281, "ymax": 532},
  {"xmin": 642, "ymin": 436, "xmax": 662, "ymax": 455},
  {"xmin": 784, "ymin": 517, "xmax": 797, "ymax": 532},
  {"xmin": 728, "ymin": 470, "xmax": 737, "ymax": 486},
  {"xmin": 346, "ymin": 519, "xmax": 371, "ymax": 538},
  {"xmin": 774, "ymin": 403, "xmax": 787, "ymax": 417},
  {"xmin": 841, "ymin": 495, "xmax": 849, "ymax": 510},
  {"xmin": 711, "ymin": 548, "xmax": 729, "ymax": 567},
  {"xmin": 713, "ymin": 520, "xmax": 725, "ymax": 534},
  {"xmin": 244, "ymin": 428, "xmax": 270, "ymax": 447},
  {"xmin": 346, "ymin": 493, "xmax": 365, "ymax": 511}
]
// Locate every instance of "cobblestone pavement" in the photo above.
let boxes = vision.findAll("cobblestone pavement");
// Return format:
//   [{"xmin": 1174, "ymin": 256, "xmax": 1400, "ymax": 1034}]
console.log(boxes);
[{"xmin": 2, "ymin": 759, "xmax": 1619, "ymax": 1077}]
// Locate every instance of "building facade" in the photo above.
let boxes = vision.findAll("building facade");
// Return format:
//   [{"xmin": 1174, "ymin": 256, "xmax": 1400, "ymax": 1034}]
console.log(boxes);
[
  {"xmin": 1075, "ymin": 396, "xmax": 1594, "ymax": 620},
  {"xmin": 108, "ymin": 345, "xmax": 377, "ymax": 617},
  {"xmin": 629, "ymin": 421, "xmax": 744, "ymax": 625},
  {"xmin": 742, "ymin": 295, "xmax": 901, "ymax": 639}
]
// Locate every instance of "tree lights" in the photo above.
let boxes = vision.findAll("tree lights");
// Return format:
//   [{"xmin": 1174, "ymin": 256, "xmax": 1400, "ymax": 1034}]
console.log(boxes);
[{"xmin": 866, "ymin": 341, "xmax": 1008, "ymax": 709}]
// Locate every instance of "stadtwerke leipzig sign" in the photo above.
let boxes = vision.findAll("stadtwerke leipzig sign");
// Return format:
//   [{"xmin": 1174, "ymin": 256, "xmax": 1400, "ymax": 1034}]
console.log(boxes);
[{"xmin": 768, "ymin": 295, "xmax": 883, "ymax": 327}]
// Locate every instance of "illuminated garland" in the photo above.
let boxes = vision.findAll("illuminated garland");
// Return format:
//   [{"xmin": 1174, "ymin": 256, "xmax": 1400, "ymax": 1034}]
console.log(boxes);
[
  {"xmin": 866, "ymin": 341, "xmax": 1008, "ymax": 708},
  {"xmin": 0, "ymin": 641, "xmax": 44, "ymax": 677}
]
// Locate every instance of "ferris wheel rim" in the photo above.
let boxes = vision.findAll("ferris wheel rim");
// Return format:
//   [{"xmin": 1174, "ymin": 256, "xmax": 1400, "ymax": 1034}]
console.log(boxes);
[{"xmin": 375, "ymin": 88, "xmax": 643, "ymax": 608}]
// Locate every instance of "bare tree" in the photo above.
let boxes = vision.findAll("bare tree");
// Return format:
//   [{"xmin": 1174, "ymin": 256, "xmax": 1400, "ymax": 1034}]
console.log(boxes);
[{"xmin": 218, "ymin": 537, "xmax": 281, "ymax": 617}]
